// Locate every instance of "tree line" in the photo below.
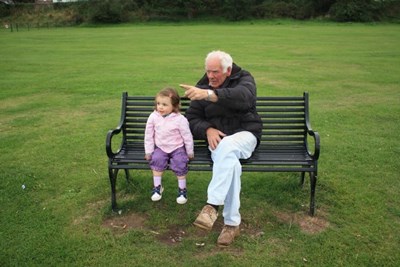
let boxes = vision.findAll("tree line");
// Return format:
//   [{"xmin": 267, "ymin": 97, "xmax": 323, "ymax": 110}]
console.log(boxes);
[{"xmin": 1, "ymin": 0, "xmax": 399, "ymax": 24}]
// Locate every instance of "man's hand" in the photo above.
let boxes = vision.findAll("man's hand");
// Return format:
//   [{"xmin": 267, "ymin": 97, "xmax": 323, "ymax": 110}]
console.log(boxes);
[
  {"xmin": 206, "ymin": 128, "xmax": 226, "ymax": 150},
  {"xmin": 180, "ymin": 84, "xmax": 207, "ymax": 101}
]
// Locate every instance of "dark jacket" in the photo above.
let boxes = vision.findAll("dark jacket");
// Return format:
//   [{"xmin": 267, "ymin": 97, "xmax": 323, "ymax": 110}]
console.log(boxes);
[{"xmin": 185, "ymin": 63, "xmax": 263, "ymax": 147}]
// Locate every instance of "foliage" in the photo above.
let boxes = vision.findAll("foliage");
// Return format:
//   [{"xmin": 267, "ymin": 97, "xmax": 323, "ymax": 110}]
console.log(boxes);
[
  {"xmin": 1, "ymin": 0, "xmax": 400, "ymax": 23},
  {"xmin": 252, "ymin": 0, "xmax": 316, "ymax": 19},
  {"xmin": 329, "ymin": 0, "xmax": 383, "ymax": 22},
  {"xmin": 312, "ymin": 0, "xmax": 337, "ymax": 16},
  {"xmin": 223, "ymin": 0, "xmax": 256, "ymax": 21},
  {"xmin": 381, "ymin": 0, "xmax": 400, "ymax": 20},
  {"xmin": 0, "ymin": 3, "xmax": 12, "ymax": 17},
  {"xmin": 177, "ymin": 0, "xmax": 209, "ymax": 19},
  {"xmin": 86, "ymin": 0, "xmax": 126, "ymax": 23},
  {"xmin": 13, "ymin": 0, "xmax": 33, "ymax": 3}
]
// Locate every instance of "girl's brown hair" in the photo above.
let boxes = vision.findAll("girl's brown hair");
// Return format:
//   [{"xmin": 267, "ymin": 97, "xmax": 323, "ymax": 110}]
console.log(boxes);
[{"xmin": 155, "ymin": 87, "xmax": 181, "ymax": 113}]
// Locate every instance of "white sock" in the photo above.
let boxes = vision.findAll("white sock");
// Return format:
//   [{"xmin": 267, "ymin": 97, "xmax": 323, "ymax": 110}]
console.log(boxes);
[
  {"xmin": 153, "ymin": 176, "xmax": 162, "ymax": 187},
  {"xmin": 178, "ymin": 179, "xmax": 186, "ymax": 189}
]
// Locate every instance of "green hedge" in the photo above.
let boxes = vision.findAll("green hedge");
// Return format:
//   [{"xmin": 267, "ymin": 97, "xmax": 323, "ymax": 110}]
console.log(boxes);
[
  {"xmin": 1, "ymin": 0, "xmax": 400, "ymax": 24},
  {"xmin": 329, "ymin": 0, "xmax": 382, "ymax": 22}
]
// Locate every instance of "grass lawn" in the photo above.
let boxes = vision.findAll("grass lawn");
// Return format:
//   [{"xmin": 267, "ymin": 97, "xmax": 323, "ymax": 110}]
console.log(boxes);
[{"xmin": 0, "ymin": 21, "xmax": 399, "ymax": 266}]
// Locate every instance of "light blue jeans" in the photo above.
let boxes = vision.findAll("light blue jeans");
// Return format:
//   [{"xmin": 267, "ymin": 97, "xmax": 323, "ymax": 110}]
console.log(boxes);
[{"xmin": 207, "ymin": 131, "xmax": 257, "ymax": 226}]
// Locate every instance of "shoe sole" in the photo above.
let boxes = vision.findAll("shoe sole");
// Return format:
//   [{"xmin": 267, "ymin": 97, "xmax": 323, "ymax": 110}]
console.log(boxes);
[
  {"xmin": 217, "ymin": 236, "xmax": 240, "ymax": 247},
  {"xmin": 176, "ymin": 198, "xmax": 187, "ymax": 204},
  {"xmin": 217, "ymin": 229, "xmax": 240, "ymax": 247},
  {"xmin": 217, "ymin": 235, "xmax": 240, "ymax": 247},
  {"xmin": 193, "ymin": 221, "xmax": 212, "ymax": 231}
]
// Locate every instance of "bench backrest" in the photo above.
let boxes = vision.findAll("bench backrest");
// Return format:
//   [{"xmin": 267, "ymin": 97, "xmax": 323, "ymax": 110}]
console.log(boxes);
[
  {"xmin": 119, "ymin": 92, "xmax": 310, "ymax": 149},
  {"xmin": 257, "ymin": 94, "xmax": 309, "ymax": 149}
]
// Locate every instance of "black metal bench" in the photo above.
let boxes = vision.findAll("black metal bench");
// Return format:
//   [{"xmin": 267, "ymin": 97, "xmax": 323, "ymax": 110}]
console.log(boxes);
[{"xmin": 106, "ymin": 92, "xmax": 320, "ymax": 215}]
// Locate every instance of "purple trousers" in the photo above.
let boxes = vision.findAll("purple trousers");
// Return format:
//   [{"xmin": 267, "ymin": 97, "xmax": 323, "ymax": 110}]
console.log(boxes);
[{"xmin": 149, "ymin": 146, "xmax": 189, "ymax": 176}]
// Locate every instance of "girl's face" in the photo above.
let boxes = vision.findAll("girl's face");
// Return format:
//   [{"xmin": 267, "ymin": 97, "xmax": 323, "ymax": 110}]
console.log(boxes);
[{"xmin": 156, "ymin": 95, "xmax": 174, "ymax": 116}]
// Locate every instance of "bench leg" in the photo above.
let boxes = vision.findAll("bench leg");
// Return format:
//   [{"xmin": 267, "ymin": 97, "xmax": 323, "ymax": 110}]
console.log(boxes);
[
  {"xmin": 300, "ymin": 171, "xmax": 305, "ymax": 187},
  {"xmin": 109, "ymin": 167, "xmax": 119, "ymax": 212},
  {"xmin": 309, "ymin": 172, "xmax": 317, "ymax": 216},
  {"xmin": 124, "ymin": 169, "xmax": 130, "ymax": 184}
]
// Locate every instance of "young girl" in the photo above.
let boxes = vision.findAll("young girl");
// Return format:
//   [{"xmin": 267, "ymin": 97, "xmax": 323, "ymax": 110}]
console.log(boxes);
[{"xmin": 144, "ymin": 87, "xmax": 194, "ymax": 204}]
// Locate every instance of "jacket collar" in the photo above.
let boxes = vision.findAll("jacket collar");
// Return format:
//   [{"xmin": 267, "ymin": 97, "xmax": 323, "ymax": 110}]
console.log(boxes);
[
  {"xmin": 221, "ymin": 63, "xmax": 241, "ymax": 87},
  {"xmin": 155, "ymin": 111, "xmax": 179, "ymax": 118}
]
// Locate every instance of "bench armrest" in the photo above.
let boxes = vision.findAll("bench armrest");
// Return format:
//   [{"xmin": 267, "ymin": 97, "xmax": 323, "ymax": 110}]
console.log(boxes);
[
  {"xmin": 106, "ymin": 127, "xmax": 123, "ymax": 159},
  {"xmin": 306, "ymin": 129, "xmax": 320, "ymax": 160}
]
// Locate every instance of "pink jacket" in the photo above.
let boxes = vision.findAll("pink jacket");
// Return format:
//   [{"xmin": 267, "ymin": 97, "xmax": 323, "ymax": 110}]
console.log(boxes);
[{"xmin": 144, "ymin": 111, "xmax": 194, "ymax": 156}]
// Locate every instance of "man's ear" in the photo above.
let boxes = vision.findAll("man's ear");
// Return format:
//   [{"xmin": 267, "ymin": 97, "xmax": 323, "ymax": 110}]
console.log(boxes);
[{"xmin": 226, "ymin": 67, "xmax": 232, "ymax": 76}]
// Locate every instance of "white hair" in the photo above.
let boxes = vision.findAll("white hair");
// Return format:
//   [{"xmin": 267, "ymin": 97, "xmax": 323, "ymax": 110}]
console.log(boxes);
[{"xmin": 205, "ymin": 50, "xmax": 233, "ymax": 74}]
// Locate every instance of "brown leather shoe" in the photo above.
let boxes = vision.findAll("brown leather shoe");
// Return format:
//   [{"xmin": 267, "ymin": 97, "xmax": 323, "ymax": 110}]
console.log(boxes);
[
  {"xmin": 217, "ymin": 225, "xmax": 240, "ymax": 247},
  {"xmin": 193, "ymin": 205, "xmax": 218, "ymax": 231}
]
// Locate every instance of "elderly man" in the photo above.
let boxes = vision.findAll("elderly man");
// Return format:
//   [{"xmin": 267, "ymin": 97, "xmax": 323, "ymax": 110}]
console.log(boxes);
[{"xmin": 180, "ymin": 50, "xmax": 262, "ymax": 247}]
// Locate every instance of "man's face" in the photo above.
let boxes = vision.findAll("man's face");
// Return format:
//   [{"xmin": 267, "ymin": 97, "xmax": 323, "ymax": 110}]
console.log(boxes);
[{"xmin": 206, "ymin": 57, "xmax": 231, "ymax": 88}]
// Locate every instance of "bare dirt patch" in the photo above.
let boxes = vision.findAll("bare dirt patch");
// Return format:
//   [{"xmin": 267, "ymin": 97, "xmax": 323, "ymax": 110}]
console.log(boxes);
[
  {"xmin": 100, "ymin": 209, "xmax": 328, "ymax": 250},
  {"xmin": 156, "ymin": 225, "xmax": 188, "ymax": 245},
  {"xmin": 102, "ymin": 212, "xmax": 148, "ymax": 232},
  {"xmin": 274, "ymin": 211, "xmax": 329, "ymax": 234},
  {"xmin": 101, "ymin": 213, "xmax": 232, "ymax": 247},
  {"xmin": 101, "ymin": 212, "xmax": 224, "ymax": 246}
]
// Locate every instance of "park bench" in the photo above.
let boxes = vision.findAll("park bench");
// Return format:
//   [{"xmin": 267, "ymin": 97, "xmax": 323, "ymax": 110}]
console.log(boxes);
[{"xmin": 106, "ymin": 92, "xmax": 320, "ymax": 215}]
